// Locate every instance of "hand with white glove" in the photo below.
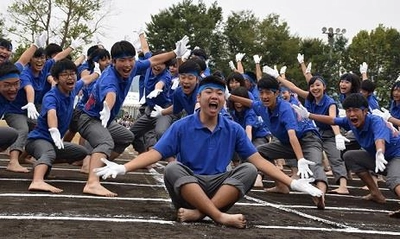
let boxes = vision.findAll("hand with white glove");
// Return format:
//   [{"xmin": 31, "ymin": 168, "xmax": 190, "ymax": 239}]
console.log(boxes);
[
  {"xmin": 147, "ymin": 89, "xmax": 163, "ymax": 99},
  {"xmin": 173, "ymin": 35, "xmax": 190, "ymax": 58},
  {"xmin": 93, "ymin": 62, "xmax": 101, "ymax": 76},
  {"xmin": 171, "ymin": 78, "xmax": 180, "ymax": 90},
  {"xmin": 49, "ymin": 127, "xmax": 64, "ymax": 149},
  {"xmin": 182, "ymin": 49, "xmax": 191, "ymax": 61},
  {"xmin": 70, "ymin": 37, "xmax": 84, "ymax": 50},
  {"xmin": 150, "ymin": 105, "xmax": 164, "ymax": 118},
  {"xmin": 297, "ymin": 53, "xmax": 304, "ymax": 64},
  {"xmin": 253, "ymin": 55, "xmax": 262, "ymax": 64},
  {"xmin": 297, "ymin": 158, "xmax": 315, "ymax": 179},
  {"xmin": 34, "ymin": 31, "xmax": 47, "ymax": 48},
  {"xmin": 21, "ymin": 102, "xmax": 39, "ymax": 120},
  {"xmin": 375, "ymin": 149, "xmax": 388, "ymax": 173},
  {"xmin": 224, "ymin": 86, "xmax": 231, "ymax": 100},
  {"xmin": 94, "ymin": 158, "xmax": 127, "ymax": 180},
  {"xmin": 359, "ymin": 62, "xmax": 368, "ymax": 74},
  {"xmin": 305, "ymin": 62, "xmax": 312, "ymax": 74},
  {"xmin": 335, "ymin": 134, "xmax": 350, "ymax": 151},
  {"xmin": 228, "ymin": 61, "xmax": 236, "ymax": 70},
  {"xmin": 291, "ymin": 104, "xmax": 310, "ymax": 119},
  {"xmin": 372, "ymin": 108, "xmax": 392, "ymax": 121},
  {"xmin": 280, "ymin": 66, "xmax": 287, "ymax": 75},
  {"xmin": 99, "ymin": 101, "xmax": 111, "ymax": 128},
  {"xmin": 290, "ymin": 178, "xmax": 323, "ymax": 197},
  {"xmin": 262, "ymin": 65, "xmax": 279, "ymax": 78},
  {"xmin": 235, "ymin": 53, "xmax": 245, "ymax": 62},
  {"xmin": 396, "ymin": 74, "xmax": 400, "ymax": 82},
  {"xmin": 136, "ymin": 25, "xmax": 146, "ymax": 36}
]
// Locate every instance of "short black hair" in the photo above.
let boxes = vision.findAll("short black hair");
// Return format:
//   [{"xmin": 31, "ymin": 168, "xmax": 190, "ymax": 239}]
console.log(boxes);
[
  {"xmin": 342, "ymin": 93, "xmax": 368, "ymax": 109},
  {"xmin": 190, "ymin": 48, "xmax": 207, "ymax": 60},
  {"xmin": 0, "ymin": 38, "xmax": 12, "ymax": 51},
  {"xmin": 45, "ymin": 43, "xmax": 62, "ymax": 59},
  {"xmin": 189, "ymin": 57, "xmax": 206, "ymax": 71},
  {"xmin": 199, "ymin": 75, "xmax": 225, "ymax": 89},
  {"xmin": 33, "ymin": 48, "xmax": 45, "ymax": 58},
  {"xmin": 178, "ymin": 59, "xmax": 201, "ymax": 75},
  {"xmin": 361, "ymin": 79, "xmax": 375, "ymax": 93},
  {"xmin": 51, "ymin": 58, "xmax": 77, "ymax": 78},
  {"xmin": 257, "ymin": 75, "xmax": 280, "ymax": 91},
  {"xmin": 110, "ymin": 40, "xmax": 136, "ymax": 59},
  {"xmin": 0, "ymin": 61, "xmax": 20, "ymax": 77}
]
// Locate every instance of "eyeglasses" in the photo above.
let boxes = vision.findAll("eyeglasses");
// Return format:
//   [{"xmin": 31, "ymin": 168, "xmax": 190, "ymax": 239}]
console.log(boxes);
[
  {"xmin": 1, "ymin": 81, "xmax": 20, "ymax": 90},
  {"xmin": 59, "ymin": 72, "xmax": 77, "ymax": 78}
]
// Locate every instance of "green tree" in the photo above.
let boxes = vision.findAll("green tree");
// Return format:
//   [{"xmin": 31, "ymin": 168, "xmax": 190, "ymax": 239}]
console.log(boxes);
[
  {"xmin": 6, "ymin": 0, "xmax": 112, "ymax": 52},
  {"xmin": 146, "ymin": 0, "xmax": 223, "ymax": 62},
  {"xmin": 348, "ymin": 25, "xmax": 400, "ymax": 106}
]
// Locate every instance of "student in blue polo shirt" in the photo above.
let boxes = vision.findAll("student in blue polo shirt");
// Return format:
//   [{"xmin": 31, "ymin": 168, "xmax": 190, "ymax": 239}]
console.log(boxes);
[
  {"xmin": 0, "ymin": 62, "xmax": 19, "ymax": 151},
  {"xmin": 277, "ymin": 74, "xmax": 350, "ymax": 194},
  {"xmin": 226, "ymin": 74, "xmax": 328, "ymax": 209},
  {"xmin": 79, "ymin": 36, "xmax": 190, "ymax": 197},
  {"xmin": 25, "ymin": 59, "xmax": 98, "ymax": 193},
  {"xmin": 93, "ymin": 75, "xmax": 323, "ymax": 228},
  {"xmin": 296, "ymin": 93, "xmax": 400, "ymax": 217}
]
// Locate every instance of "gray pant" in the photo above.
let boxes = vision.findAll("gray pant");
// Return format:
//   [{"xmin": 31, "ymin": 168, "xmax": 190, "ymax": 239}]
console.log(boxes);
[
  {"xmin": 257, "ymin": 132, "xmax": 327, "ymax": 184},
  {"xmin": 25, "ymin": 139, "xmax": 88, "ymax": 170},
  {"xmin": 320, "ymin": 129, "xmax": 348, "ymax": 183},
  {"xmin": 78, "ymin": 113, "xmax": 134, "ymax": 157},
  {"xmin": 164, "ymin": 161, "xmax": 258, "ymax": 210},
  {"xmin": 130, "ymin": 108, "xmax": 178, "ymax": 152},
  {"xmin": 4, "ymin": 113, "xmax": 36, "ymax": 152},
  {"xmin": 343, "ymin": 150, "xmax": 400, "ymax": 191},
  {"xmin": 0, "ymin": 127, "xmax": 18, "ymax": 151}
]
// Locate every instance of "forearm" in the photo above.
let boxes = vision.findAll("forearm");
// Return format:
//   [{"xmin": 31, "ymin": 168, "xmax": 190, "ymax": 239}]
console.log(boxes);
[
  {"xmin": 25, "ymin": 85, "xmax": 35, "ymax": 103},
  {"xmin": 124, "ymin": 149, "xmax": 162, "ymax": 172},
  {"xmin": 47, "ymin": 109, "xmax": 58, "ymax": 128}
]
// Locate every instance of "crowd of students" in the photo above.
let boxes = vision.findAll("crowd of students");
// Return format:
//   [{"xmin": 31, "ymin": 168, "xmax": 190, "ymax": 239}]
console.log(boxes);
[{"xmin": 0, "ymin": 28, "xmax": 399, "ymax": 229}]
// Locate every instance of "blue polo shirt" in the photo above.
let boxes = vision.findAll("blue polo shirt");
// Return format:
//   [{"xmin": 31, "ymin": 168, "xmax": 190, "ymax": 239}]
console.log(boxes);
[
  {"xmin": 249, "ymin": 86, "xmax": 259, "ymax": 101},
  {"xmin": 28, "ymin": 80, "xmax": 84, "ymax": 142},
  {"xmin": 390, "ymin": 101, "xmax": 400, "ymax": 120},
  {"xmin": 83, "ymin": 60, "xmax": 150, "ymax": 126},
  {"xmin": 138, "ymin": 52, "xmax": 152, "ymax": 100},
  {"xmin": 304, "ymin": 94, "xmax": 338, "ymax": 130},
  {"xmin": 251, "ymin": 98, "xmax": 318, "ymax": 144},
  {"xmin": 230, "ymin": 108, "xmax": 269, "ymax": 138},
  {"xmin": 6, "ymin": 66, "xmax": 44, "ymax": 115},
  {"xmin": 143, "ymin": 68, "xmax": 172, "ymax": 108},
  {"xmin": 172, "ymin": 85, "xmax": 198, "ymax": 115},
  {"xmin": 153, "ymin": 111, "xmax": 257, "ymax": 175},
  {"xmin": 366, "ymin": 94, "xmax": 379, "ymax": 111},
  {"xmin": 334, "ymin": 114, "xmax": 400, "ymax": 159}
]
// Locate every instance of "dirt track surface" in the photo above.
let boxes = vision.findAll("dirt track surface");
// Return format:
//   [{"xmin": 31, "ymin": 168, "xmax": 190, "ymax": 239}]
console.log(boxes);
[{"xmin": 0, "ymin": 150, "xmax": 400, "ymax": 239}]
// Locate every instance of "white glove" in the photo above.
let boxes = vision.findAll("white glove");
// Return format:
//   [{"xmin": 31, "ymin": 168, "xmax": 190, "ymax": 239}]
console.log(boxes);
[
  {"xmin": 49, "ymin": 127, "xmax": 64, "ymax": 149},
  {"xmin": 262, "ymin": 65, "xmax": 279, "ymax": 78},
  {"xmin": 396, "ymin": 74, "xmax": 400, "ymax": 82},
  {"xmin": 132, "ymin": 38, "xmax": 142, "ymax": 52},
  {"xmin": 150, "ymin": 105, "xmax": 164, "ymax": 118},
  {"xmin": 228, "ymin": 60, "xmax": 236, "ymax": 70},
  {"xmin": 305, "ymin": 62, "xmax": 312, "ymax": 74},
  {"xmin": 335, "ymin": 134, "xmax": 350, "ymax": 151},
  {"xmin": 94, "ymin": 158, "xmax": 127, "ymax": 180},
  {"xmin": 147, "ymin": 89, "xmax": 163, "ymax": 99},
  {"xmin": 171, "ymin": 78, "xmax": 180, "ymax": 90},
  {"xmin": 297, "ymin": 53, "xmax": 304, "ymax": 64},
  {"xmin": 21, "ymin": 102, "xmax": 39, "ymax": 120},
  {"xmin": 173, "ymin": 35, "xmax": 190, "ymax": 58},
  {"xmin": 359, "ymin": 62, "xmax": 368, "ymax": 74},
  {"xmin": 136, "ymin": 25, "xmax": 146, "ymax": 36},
  {"xmin": 34, "ymin": 31, "xmax": 47, "ymax": 48},
  {"xmin": 375, "ymin": 149, "xmax": 388, "ymax": 173},
  {"xmin": 280, "ymin": 66, "xmax": 287, "ymax": 75},
  {"xmin": 253, "ymin": 54, "xmax": 262, "ymax": 64},
  {"xmin": 372, "ymin": 108, "xmax": 392, "ymax": 121},
  {"xmin": 291, "ymin": 104, "xmax": 310, "ymax": 119},
  {"xmin": 235, "ymin": 53, "xmax": 245, "ymax": 62},
  {"xmin": 297, "ymin": 158, "xmax": 315, "ymax": 179},
  {"xmin": 93, "ymin": 62, "xmax": 101, "ymax": 76},
  {"xmin": 182, "ymin": 49, "xmax": 191, "ymax": 61},
  {"xmin": 99, "ymin": 101, "xmax": 111, "ymax": 128},
  {"xmin": 290, "ymin": 178, "xmax": 323, "ymax": 197},
  {"xmin": 224, "ymin": 86, "xmax": 231, "ymax": 100},
  {"xmin": 70, "ymin": 37, "xmax": 84, "ymax": 50},
  {"xmin": 338, "ymin": 109, "xmax": 346, "ymax": 117}
]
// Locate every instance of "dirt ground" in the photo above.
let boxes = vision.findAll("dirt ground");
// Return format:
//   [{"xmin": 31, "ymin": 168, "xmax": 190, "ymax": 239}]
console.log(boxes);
[{"xmin": 0, "ymin": 122, "xmax": 399, "ymax": 238}]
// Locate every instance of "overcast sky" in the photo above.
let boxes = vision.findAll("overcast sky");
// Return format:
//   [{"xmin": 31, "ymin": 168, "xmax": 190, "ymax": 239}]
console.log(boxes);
[{"xmin": 1, "ymin": 0, "xmax": 399, "ymax": 50}]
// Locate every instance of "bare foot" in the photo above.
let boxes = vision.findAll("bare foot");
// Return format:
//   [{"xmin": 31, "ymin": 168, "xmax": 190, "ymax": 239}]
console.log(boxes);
[
  {"xmin": 264, "ymin": 186, "xmax": 290, "ymax": 194},
  {"xmin": 362, "ymin": 193, "xmax": 386, "ymax": 204},
  {"xmin": 253, "ymin": 174, "xmax": 263, "ymax": 188},
  {"xmin": 216, "ymin": 213, "xmax": 247, "ymax": 229},
  {"xmin": 6, "ymin": 162, "xmax": 30, "ymax": 173},
  {"xmin": 329, "ymin": 188, "xmax": 349, "ymax": 195},
  {"xmin": 72, "ymin": 160, "xmax": 83, "ymax": 166},
  {"xmin": 21, "ymin": 156, "xmax": 36, "ymax": 165},
  {"xmin": 312, "ymin": 194, "xmax": 325, "ymax": 210},
  {"xmin": 83, "ymin": 183, "xmax": 117, "ymax": 197},
  {"xmin": 29, "ymin": 181, "xmax": 63, "ymax": 193},
  {"xmin": 177, "ymin": 208, "xmax": 204, "ymax": 222}
]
